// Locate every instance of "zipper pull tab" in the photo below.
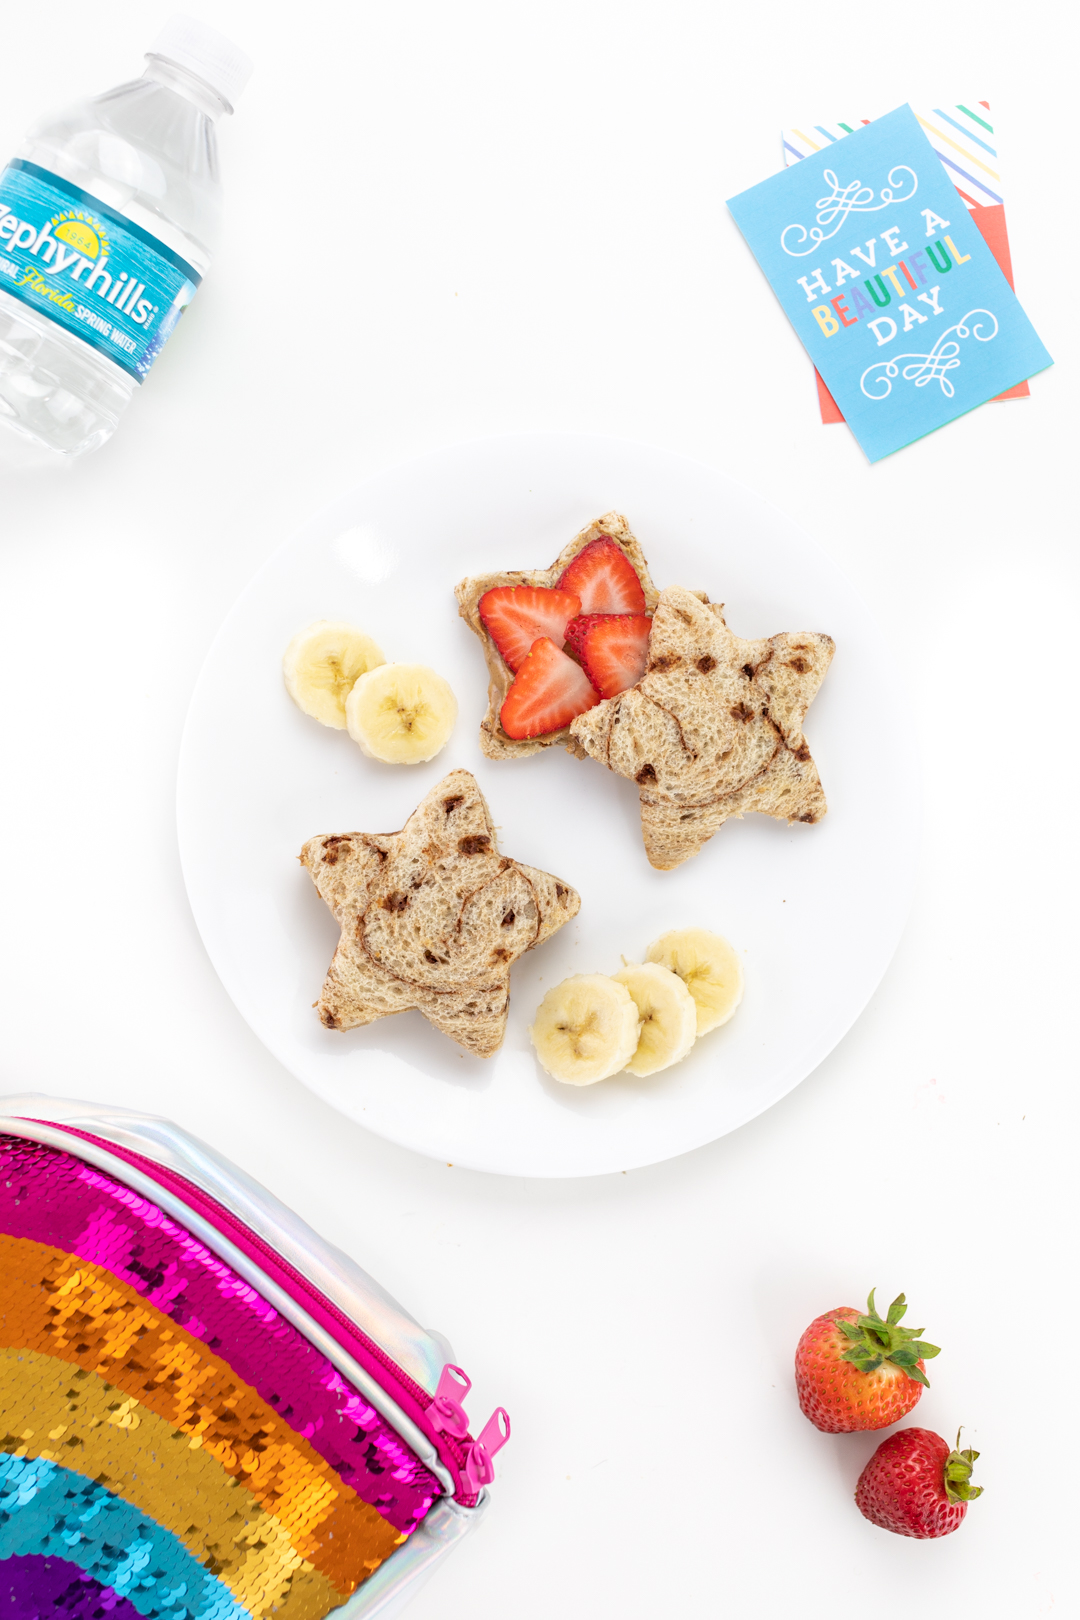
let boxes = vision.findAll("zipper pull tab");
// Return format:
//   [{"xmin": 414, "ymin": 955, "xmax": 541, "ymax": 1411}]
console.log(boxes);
[
  {"xmin": 463, "ymin": 1408, "xmax": 511, "ymax": 1493},
  {"xmin": 429, "ymin": 1364, "xmax": 472, "ymax": 1438}
]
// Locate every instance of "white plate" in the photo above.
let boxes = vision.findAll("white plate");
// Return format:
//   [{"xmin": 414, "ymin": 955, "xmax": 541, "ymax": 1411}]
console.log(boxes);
[{"xmin": 177, "ymin": 433, "xmax": 917, "ymax": 1177}]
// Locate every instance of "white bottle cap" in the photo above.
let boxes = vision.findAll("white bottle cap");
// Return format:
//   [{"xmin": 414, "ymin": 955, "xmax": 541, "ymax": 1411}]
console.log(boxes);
[{"xmin": 147, "ymin": 14, "xmax": 253, "ymax": 113}]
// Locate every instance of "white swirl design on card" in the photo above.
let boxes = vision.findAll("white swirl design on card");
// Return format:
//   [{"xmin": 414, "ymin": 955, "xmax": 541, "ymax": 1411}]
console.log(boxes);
[
  {"xmin": 781, "ymin": 166, "xmax": 918, "ymax": 256},
  {"xmin": 859, "ymin": 310, "xmax": 999, "ymax": 400}
]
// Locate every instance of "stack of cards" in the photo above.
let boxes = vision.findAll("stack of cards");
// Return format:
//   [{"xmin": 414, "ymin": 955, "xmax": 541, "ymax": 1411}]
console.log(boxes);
[
  {"xmin": 727, "ymin": 104, "xmax": 1052, "ymax": 461},
  {"xmin": 783, "ymin": 102, "xmax": 1028, "ymax": 421}
]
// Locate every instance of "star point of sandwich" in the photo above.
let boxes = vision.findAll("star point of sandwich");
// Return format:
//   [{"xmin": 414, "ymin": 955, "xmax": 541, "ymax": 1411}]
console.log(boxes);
[
  {"xmin": 301, "ymin": 770, "xmax": 580, "ymax": 1057},
  {"xmin": 569, "ymin": 587, "xmax": 834, "ymax": 870}
]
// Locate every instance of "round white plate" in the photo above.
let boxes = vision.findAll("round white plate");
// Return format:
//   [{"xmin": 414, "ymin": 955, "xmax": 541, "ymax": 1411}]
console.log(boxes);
[{"xmin": 177, "ymin": 433, "xmax": 917, "ymax": 1177}]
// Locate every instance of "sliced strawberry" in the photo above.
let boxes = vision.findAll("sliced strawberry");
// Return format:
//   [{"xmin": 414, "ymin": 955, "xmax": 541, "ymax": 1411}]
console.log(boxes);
[
  {"xmin": 562, "ymin": 613, "xmax": 607, "ymax": 663},
  {"xmin": 578, "ymin": 614, "xmax": 652, "ymax": 698},
  {"xmin": 500, "ymin": 637, "xmax": 601, "ymax": 739},
  {"xmin": 556, "ymin": 536, "xmax": 647, "ymax": 615},
  {"xmin": 478, "ymin": 585, "xmax": 582, "ymax": 673}
]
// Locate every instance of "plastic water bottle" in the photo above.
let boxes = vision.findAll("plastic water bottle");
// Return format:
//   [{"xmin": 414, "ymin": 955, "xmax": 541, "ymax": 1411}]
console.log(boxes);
[{"xmin": 0, "ymin": 15, "xmax": 251, "ymax": 458}]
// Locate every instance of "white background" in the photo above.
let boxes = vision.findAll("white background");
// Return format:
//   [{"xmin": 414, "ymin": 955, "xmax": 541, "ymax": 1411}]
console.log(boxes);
[{"xmin": 0, "ymin": 3, "xmax": 1075, "ymax": 1616}]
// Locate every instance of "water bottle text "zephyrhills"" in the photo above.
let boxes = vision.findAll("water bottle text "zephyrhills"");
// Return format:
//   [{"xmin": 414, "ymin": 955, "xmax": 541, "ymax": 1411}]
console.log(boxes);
[{"xmin": 0, "ymin": 203, "xmax": 157, "ymax": 325}]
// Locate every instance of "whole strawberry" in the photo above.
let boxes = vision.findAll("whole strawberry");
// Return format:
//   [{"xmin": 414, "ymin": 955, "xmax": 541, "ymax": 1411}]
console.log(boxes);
[
  {"xmin": 856, "ymin": 1428, "xmax": 982, "ymax": 1538},
  {"xmin": 795, "ymin": 1289, "xmax": 940, "ymax": 1432}
]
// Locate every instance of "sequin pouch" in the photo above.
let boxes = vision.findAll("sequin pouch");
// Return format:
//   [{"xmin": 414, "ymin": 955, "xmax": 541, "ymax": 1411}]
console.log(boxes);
[{"xmin": 0, "ymin": 1096, "xmax": 509, "ymax": 1620}]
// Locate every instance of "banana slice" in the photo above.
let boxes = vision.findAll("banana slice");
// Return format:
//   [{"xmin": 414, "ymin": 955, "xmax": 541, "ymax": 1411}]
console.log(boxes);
[
  {"xmin": 530, "ymin": 974, "xmax": 641, "ymax": 1085},
  {"xmin": 346, "ymin": 663, "xmax": 458, "ymax": 764},
  {"xmin": 283, "ymin": 620, "xmax": 386, "ymax": 729},
  {"xmin": 612, "ymin": 961, "xmax": 698, "ymax": 1076},
  {"xmin": 645, "ymin": 928, "xmax": 743, "ymax": 1036}
]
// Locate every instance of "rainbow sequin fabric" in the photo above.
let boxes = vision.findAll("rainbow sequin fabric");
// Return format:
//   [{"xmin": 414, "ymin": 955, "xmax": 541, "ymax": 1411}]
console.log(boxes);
[{"xmin": 0, "ymin": 1135, "xmax": 441, "ymax": 1620}]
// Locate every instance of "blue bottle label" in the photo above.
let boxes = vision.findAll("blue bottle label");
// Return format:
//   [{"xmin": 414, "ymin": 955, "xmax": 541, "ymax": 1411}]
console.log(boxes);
[{"xmin": 0, "ymin": 159, "xmax": 201, "ymax": 383}]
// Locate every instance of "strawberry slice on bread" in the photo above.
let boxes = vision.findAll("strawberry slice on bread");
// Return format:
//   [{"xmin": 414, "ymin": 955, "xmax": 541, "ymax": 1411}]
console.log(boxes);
[
  {"xmin": 500, "ymin": 638, "xmax": 601, "ymax": 740},
  {"xmin": 576, "ymin": 613, "xmax": 652, "ymax": 699},
  {"xmin": 455, "ymin": 510, "xmax": 658, "ymax": 759},
  {"xmin": 562, "ymin": 612, "xmax": 606, "ymax": 663},
  {"xmin": 557, "ymin": 536, "xmax": 648, "ymax": 616},
  {"xmin": 478, "ymin": 585, "xmax": 582, "ymax": 673}
]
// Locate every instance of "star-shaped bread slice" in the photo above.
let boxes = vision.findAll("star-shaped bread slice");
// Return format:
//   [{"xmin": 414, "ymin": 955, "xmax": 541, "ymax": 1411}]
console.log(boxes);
[
  {"xmin": 455, "ymin": 510, "xmax": 658, "ymax": 761},
  {"xmin": 300, "ymin": 770, "xmax": 580, "ymax": 1058},
  {"xmin": 569, "ymin": 587, "xmax": 834, "ymax": 870}
]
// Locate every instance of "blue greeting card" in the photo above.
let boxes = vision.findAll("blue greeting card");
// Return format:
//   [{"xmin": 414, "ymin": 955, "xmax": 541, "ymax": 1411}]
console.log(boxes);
[{"xmin": 727, "ymin": 104, "xmax": 1052, "ymax": 462}]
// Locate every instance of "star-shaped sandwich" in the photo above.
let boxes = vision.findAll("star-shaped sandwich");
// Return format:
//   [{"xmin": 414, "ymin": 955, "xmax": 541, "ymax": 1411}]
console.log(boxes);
[
  {"xmin": 300, "ymin": 770, "xmax": 580, "ymax": 1057},
  {"xmin": 455, "ymin": 510, "xmax": 658, "ymax": 761},
  {"xmin": 569, "ymin": 587, "xmax": 834, "ymax": 870}
]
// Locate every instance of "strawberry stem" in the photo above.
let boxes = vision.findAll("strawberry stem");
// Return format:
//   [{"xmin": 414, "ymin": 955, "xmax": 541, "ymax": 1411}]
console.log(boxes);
[
  {"xmin": 944, "ymin": 1429, "xmax": 983, "ymax": 1503},
  {"xmin": 837, "ymin": 1289, "xmax": 941, "ymax": 1388}
]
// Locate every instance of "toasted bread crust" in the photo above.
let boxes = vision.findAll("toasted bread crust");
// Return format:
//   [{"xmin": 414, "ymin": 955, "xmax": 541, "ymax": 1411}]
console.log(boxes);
[
  {"xmin": 455, "ymin": 511, "xmax": 659, "ymax": 760},
  {"xmin": 300, "ymin": 770, "xmax": 580, "ymax": 1057},
  {"xmin": 570, "ymin": 587, "xmax": 834, "ymax": 870}
]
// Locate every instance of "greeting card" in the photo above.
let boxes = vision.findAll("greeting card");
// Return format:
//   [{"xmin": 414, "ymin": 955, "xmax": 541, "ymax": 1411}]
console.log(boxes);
[
  {"xmin": 727, "ymin": 104, "xmax": 1052, "ymax": 462},
  {"xmin": 783, "ymin": 102, "xmax": 1028, "ymax": 422}
]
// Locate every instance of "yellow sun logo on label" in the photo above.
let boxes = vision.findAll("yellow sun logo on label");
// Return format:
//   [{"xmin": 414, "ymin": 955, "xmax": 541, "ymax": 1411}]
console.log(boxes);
[{"xmin": 50, "ymin": 209, "xmax": 110, "ymax": 260}]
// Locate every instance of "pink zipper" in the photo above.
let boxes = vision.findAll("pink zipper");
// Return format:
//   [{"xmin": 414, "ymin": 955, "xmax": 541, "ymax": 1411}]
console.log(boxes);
[{"xmin": 24, "ymin": 1120, "xmax": 499, "ymax": 1503}]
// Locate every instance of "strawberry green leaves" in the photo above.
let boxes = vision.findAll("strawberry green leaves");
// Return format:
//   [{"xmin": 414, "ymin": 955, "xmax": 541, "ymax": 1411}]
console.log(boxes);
[
  {"xmin": 943, "ymin": 1431, "xmax": 983, "ymax": 1504},
  {"xmin": 836, "ymin": 1289, "xmax": 941, "ymax": 1388}
]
